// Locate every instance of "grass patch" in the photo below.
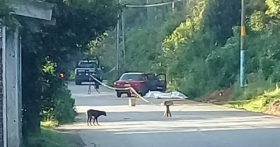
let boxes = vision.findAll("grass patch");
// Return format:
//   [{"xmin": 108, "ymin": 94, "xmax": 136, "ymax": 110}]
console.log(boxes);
[
  {"xmin": 41, "ymin": 120, "xmax": 59, "ymax": 129},
  {"xmin": 225, "ymin": 84, "xmax": 280, "ymax": 113},
  {"xmin": 25, "ymin": 128, "xmax": 75, "ymax": 147},
  {"xmin": 25, "ymin": 120, "xmax": 82, "ymax": 147},
  {"xmin": 229, "ymin": 78, "xmax": 274, "ymax": 101}
]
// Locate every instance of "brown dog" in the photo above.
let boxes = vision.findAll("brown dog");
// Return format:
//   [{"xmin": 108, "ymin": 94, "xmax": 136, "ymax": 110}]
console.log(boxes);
[
  {"xmin": 86, "ymin": 109, "xmax": 107, "ymax": 126},
  {"xmin": 161, "ymin": 100, "xmax": 174, "ymax": 117}
]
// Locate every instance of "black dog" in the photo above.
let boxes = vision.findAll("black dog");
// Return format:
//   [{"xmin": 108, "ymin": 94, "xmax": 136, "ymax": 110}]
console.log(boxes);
[{"xmin": 86, "ymin": 109, "xmax": 107, "ymax": 126}]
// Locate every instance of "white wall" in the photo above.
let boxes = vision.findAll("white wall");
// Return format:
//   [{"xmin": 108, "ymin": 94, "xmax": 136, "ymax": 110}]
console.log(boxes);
[
  {"xmin": 5, "ymin": 27, "xmax": 22, "ymax": 147},
  {"xmin": 2, "ymin": 25, "xmax": 8, "ymax": 147}
]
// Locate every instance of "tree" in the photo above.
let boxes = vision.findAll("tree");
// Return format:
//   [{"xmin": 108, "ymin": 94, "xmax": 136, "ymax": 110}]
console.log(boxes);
[
  {"xmin": 95, "ymin": 0, "xmax": 280, "ymax": 100},
  {"xmin": 19, "ymin": 0, "xmax": 120, "ymax": 138}
]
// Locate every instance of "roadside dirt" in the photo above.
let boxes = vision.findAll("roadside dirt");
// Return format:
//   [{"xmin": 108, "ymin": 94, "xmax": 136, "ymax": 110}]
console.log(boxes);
[
  {"xmin": 57, "ymin": 130, "xmax": 86, "ymax": 147},
  {"xmin": 195, "ymin": 86, "xmax": 280, "ymax": 117},
  {"xmin": 266, "ymin": 100, "xmax": 280, "ymax": 116},
  {"xmin": 195, "ymin": 86, "xmax": 234, "ymax": 105}
]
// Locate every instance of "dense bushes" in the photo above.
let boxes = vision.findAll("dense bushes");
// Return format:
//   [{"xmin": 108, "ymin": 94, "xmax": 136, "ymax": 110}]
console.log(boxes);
[
  {"xmin": 1, "ymin": 0, "xmax": 119, "ymax": 146},
  {"xmin": 96, "ymin": 0, "xmax": 280, "ymax": 101},
  {"xmin": 21, "ymin": 53, "xmax": 77, "ymax": 146},
  {"xmin": 226, "ymin": 84, "xmax": 280, "ymax": 113},
  {"xmin": 40, "ymin": 59, "xmax": 76, "ymax": 125},
  {"xmin": 20, "ymin": 0, "xmax": 119, "ymax": 136}
]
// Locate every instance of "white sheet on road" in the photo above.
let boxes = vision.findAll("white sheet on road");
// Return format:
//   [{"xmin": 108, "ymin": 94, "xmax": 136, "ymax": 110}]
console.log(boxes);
[{"xmin": 144, "ymin": 91, "xmax": 188, "ymax": 99}]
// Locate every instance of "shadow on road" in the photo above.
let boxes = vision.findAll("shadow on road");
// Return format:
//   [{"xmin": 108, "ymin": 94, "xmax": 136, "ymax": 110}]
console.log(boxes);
[
  {"xmin": 74, "ymin": 108, "xmax": 269, "ymax": 120},
  {"xmin": 58, "ymin": 110, "xmax": 280, "ymax": 147},
  {"xmin": 59, "ymin": 110, "xmax": 280, "ymax": 130},
  {"xmin": 65, "ymin": 83, "xmax": 280, "ymax": 147}
]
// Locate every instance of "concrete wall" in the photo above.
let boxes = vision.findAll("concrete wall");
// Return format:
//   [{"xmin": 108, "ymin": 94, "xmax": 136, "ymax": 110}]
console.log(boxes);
[
  {"xmin": 0, "ymin": 26, "xmax": 22, "ymax": 147},
  {"xmin": 5, "ymin": 27, "xmax": 22, "ymax": 147},
  {"xmin": 0, "ymin": 2, "xmax": 56, "ymax": 147}
]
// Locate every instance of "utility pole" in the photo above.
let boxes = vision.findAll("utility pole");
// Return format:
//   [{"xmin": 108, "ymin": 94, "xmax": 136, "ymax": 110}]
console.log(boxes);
[
  {"xmin": 182, "ymin": 0, "xmax": 186, "ymax": 19},
  {"xmin": 121, "ymin": 8, "xmax": 126, "ymax": 70},
  {"xmin": 116, "ymin": 11, "xmax": 120, "ymax": 78},
  {"xmin": 146, "ymin": 0, "xmax": 150, "ymax": 26},
  {"xmin": 240, "ymin": 0, "xmax": 246, "ymax": 87},
  {"xmin": 171, "ymin": 0, "xmax": 175, "ymax": 12},
  {"xmin": 162, "ymin": 0, "xmax": 166, "ymax": 21}
]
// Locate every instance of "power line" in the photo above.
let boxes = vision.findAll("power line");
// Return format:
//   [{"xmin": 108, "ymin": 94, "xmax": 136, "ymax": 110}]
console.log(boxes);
[
  {"xmin": 125, "ymin": 0, "xmax": 182, "ymax": 8},
  {"xmin": 116, "ymin": 0, "xmax": 184, "ymax": 76}
]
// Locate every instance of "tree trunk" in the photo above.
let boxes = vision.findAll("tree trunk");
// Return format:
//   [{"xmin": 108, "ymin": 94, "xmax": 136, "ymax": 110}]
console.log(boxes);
[{"xmin": 22, "ymin": 107, "xmax": 41, "ymax": 138}]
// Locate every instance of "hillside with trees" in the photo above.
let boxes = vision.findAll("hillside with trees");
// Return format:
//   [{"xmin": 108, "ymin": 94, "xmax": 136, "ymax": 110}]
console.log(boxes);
[
  {"xmin": 1, "ymin": 0, "xmax": 280, "ymax": 146},
  {"xmin": 95, "ymin": 0, "xmax": 280, "ymax": 103}
]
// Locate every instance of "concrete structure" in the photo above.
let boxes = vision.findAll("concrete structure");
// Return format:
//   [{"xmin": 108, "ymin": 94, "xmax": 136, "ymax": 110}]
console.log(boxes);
[
  {"xmin": 0, "ymin": 26, "xmax": 5, "ymax": 147},
  {"xmin": 3, "ymin": 26, "xmax": 22, "ymax": 147},
  {"xmin": 1, "ymin": 1, "xmax": 56, "ymax": 146}
]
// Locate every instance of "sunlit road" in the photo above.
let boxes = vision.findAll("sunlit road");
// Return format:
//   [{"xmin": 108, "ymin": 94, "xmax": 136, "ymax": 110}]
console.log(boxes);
[{"xmin": 58, "ymin": 82, "xmax": 280, "ymax": 147}]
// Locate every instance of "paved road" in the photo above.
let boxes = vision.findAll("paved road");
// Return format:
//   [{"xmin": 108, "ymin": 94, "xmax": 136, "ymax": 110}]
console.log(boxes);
[{"xmin": 58, "ymin": 82, "xmax": 280, "ymax": 147}]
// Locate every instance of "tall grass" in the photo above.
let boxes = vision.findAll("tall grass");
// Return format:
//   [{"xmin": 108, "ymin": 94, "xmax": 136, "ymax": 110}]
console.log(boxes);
[{"xmin": 226, "ymin": 83, "xmax": 280, "ymax": 113}]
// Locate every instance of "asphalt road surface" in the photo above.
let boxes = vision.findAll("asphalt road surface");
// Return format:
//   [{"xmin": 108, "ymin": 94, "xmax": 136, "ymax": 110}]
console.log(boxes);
[{"xmin": 58, "ymin": 82, "xmax": 280, "ymax": 147}]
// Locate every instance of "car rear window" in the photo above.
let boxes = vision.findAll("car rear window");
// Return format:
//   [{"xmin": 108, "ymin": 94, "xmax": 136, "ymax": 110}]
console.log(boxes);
[
  {"xmin": 78, "ymin": 62, "xmax": 97, "ymax": 68},
  {"xmin": 119, "ymin": 74, "xmax": 144, "ymax": 81}
]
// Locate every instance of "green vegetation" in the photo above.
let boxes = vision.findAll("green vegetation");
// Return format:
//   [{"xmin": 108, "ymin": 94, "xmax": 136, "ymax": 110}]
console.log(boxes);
[
  {"xmin": 0, "ymin": 0, "xmax": 18, "ymax": 27},
  {"xmin": 1, "ymin": 0, "xmax": 120, "ymax": 146},
  {"xmin": 86, "ymin": 0, "xmax": 280, "ymax": 114},
  {"xmin": 226, "ymin": 84, "xmax": 280, "ymax": 113},
  {"xmin": 95, "ymin": 0, "xmax": 280, "ymax": 99},
  {"xmin": 1, "ymin": 0, "xmax": 280, "ymax": 145},
  {"xmin": 24, "ymin": 128, "xmax": 76, "ymax": 147}
]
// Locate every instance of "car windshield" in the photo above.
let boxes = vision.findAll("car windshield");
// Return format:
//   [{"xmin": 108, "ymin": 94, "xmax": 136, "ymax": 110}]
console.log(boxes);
[
  {"xmin": 119, "ymin": 73, "xmax": 144, "ymax": 81},
  {"xmin": 78, "ymin": 62, "xmax": 97, "ymax": 68}
]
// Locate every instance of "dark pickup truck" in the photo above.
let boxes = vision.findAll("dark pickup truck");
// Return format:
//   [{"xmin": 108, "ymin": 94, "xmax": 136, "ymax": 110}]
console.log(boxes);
[
  {"xmin": 74, "ymin": 59, "xmax": 104, "ymax": 85},
  {"xmin": 113, "ymin": 72, "xmax": 167, "ymax": 98}
]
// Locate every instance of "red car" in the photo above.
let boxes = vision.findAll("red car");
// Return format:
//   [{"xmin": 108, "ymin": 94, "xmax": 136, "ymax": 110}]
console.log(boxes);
[{"xmin": 113, "ymin": 72, "xmax": 166, "ymax": 98}]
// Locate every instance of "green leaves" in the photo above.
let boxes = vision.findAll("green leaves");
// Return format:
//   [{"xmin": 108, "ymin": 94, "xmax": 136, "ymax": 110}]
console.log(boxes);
[
  {"xmin": 0, "ymin": 0, "xmax": 19, "ymax": 28},
  {"xmin": 90, "ymin": 0, "xmax": 280, "ymax": 99},
  {"xmin": 42, "ymin": 57, "xmax": 57, "ymax": 74},
  {"xmin": 249, "ymin": 11, "xmax": 266, "ymax": 31},
  {"xmin": 0, "ymin": 0, "xmax": 11, "ymax": 18},
  {"xmin": 21, "ymin": 0, "xmax": 120, "ymax": 59},
  {"xmin": 20, "ymin": 0, "xmax": 120, "ymax": 137},
  {"xmin": 266, "ymin": 0, "xmax": 280, "ymax": 19}
]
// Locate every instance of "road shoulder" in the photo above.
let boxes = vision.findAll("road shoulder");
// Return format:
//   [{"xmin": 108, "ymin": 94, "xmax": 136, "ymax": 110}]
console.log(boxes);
[{"xmin": 55, "ymin": 129, "xmax": 86, "ymax": 147}]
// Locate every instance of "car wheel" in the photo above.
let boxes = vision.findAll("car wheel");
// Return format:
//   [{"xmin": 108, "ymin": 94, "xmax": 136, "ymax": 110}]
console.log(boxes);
[
  {"xmin": 117, "ymin": 92, "xmax": 122, "ymax": 98},
  {"xmin": 75, "ymin": 80, "xmax": 81, "ymax": 85},
  {"xmin": 140, "ymin": 87, "xmax": 148, "ymax": 97}
]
